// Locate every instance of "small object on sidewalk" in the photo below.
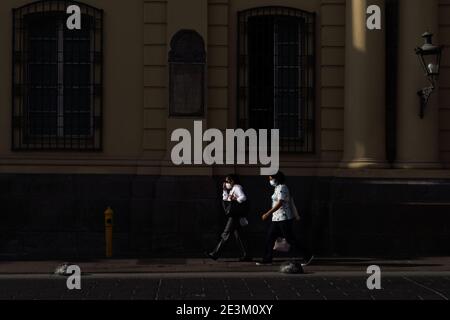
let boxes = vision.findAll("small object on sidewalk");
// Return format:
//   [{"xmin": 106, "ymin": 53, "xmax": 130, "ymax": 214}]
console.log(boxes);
[
  {"xmin": 54, "ymin": 263, "xmax": 70, "ymax": 276},
  {"xmin": 280, "ymin": 261, "xmax": 304, "ymax": 274}
]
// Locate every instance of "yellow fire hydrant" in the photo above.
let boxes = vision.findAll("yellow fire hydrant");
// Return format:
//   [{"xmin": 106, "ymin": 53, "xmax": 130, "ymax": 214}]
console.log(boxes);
[{"xmin": 104, "ymin": 207, "xmax": 114, "ymax": 258}]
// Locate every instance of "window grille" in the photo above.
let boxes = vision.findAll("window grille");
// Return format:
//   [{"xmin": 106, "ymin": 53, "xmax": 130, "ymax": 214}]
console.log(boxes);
[
  {"xmin": 237, "ymin": 7, "xmax": 315, "ymax": 153},
  {"xmin": 12, "ymin": 0, "xmax": 103, "ymax": 151}
]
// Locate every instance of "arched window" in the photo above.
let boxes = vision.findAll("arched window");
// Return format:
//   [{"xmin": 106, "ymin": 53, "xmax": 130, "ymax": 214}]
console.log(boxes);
[
  {"xmin": 12, "ymin": 1, "xmax": 103, "ymax": 151},
  {"xmin": 238, "ymin": 7, "xmax": 315, "ymax": 153},
  {"xmin": 169, "ymin": 30, "xmax": 206, "ymax": 117}
]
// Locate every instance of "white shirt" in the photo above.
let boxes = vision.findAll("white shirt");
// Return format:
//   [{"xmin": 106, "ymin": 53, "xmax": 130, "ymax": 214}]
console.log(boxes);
[
  {"xmin": 223, "ymin": 184, "xmax": 247, "ymax": 204},
  {"xmin": 271, "ymin": 184, "xmax": 293, "ymax": 222}
]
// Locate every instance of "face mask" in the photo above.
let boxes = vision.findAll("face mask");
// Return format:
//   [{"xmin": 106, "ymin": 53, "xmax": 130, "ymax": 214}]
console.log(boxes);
[
  {"xmin": 225, "ymin": 183, "xmax": 232, "ymax": 190},
  {"xmin": 270, "ymin": 180, "xmax": 277, "ymax": 187}
]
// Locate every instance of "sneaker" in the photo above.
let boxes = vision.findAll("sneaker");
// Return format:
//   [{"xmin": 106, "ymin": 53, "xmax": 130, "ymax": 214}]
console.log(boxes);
[
  {"xmin": 205, "ymin": 252, "xmax": 219, "ymax": 261},
  {"xmin": 301, "ymin": 254, "xmax": 314, "ymax": 267},
  {"xmin": 255, "ymin": 260, "xmax": 272, "ymax": 266}
]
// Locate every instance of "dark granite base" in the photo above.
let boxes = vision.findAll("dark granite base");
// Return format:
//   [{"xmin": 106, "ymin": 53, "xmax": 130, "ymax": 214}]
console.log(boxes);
[{"xmin": 0, "ymin": 174, "xmax": 449, "ymax": 259}]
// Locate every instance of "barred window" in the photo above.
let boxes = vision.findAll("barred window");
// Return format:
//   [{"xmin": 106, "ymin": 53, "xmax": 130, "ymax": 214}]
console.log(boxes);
[
  {"xmin": 238, "ymin": 7, "xmax": 315, "ymax": 153},
  {"xmin": 12, "ymin": 1, "xmax": 103, "ymax": 151},
  {"xmin": 169, "ymin": 30, "xmax": 206, "ymax": 117}
]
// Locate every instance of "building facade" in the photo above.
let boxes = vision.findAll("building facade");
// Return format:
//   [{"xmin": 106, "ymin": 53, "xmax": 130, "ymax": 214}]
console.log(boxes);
[{"xmin": 0, "ymin": 0, "xmax": 449, "ymax": 259}]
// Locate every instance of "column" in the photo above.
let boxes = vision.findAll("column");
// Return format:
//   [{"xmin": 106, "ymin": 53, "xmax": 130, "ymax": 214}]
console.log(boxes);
[
  {"xmin": 395, "ymin": 0, "xmax": 441, "ymax": 169},
  {"xmin": 341, "ymin": 0, "xmax": 387, "ymax": 168}
]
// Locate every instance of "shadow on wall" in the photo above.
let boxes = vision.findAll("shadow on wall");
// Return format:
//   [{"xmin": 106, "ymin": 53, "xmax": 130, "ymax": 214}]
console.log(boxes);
[{"xmin": 0, "ymin": 174, "xmax": 450, "ymax": 259}]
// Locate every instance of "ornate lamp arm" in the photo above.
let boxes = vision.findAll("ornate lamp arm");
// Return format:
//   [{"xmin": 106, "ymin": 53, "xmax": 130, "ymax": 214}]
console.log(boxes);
[{"xmin": 417, "ymin": 84, "xmax": 435, "ymax": 119}]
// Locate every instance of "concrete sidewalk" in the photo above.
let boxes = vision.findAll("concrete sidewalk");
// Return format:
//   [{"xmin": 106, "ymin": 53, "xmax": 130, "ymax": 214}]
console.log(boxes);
[
  {"xmin": 0, "ymin": 257, "xmax": 449, "ymax": 275},
  {"xmin": 1, "ymin": 257, "xmax": 450, "ymax": 300}
]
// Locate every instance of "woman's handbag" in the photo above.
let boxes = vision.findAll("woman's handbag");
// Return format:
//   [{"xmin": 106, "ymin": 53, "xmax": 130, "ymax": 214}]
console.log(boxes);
[
  {"xmin": 290, "ymin": 197, "xmax": 301, "ymax": 221},
  {"xmin": 239, "ymin": 217, "xmax": 249, "ymax": 227},
  {"xmin": 273, "ymin": 238, "xmax": 291, "ymax": 252}
]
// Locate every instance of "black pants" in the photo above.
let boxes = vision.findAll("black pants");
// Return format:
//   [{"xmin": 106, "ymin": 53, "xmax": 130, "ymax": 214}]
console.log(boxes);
[
  {"xmin": 211, "ymin": 217, "xmax": 249, "ymax": 258},
  {"xmin": 263, "ymin": 219, "xmax": 311, "ymax": 262}
]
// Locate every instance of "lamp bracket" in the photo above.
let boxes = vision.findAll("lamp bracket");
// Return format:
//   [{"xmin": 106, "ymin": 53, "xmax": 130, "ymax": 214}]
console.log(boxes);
[{"xmin": 417, "ymin": 85, "xmax": 435, "ymax": 119}]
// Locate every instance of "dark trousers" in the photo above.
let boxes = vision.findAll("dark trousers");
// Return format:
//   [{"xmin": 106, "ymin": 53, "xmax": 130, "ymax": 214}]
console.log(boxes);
[
  {"xmin": 211, "ymin": 217, "xmax": 249, "ymax": 258},
  {"xmin": 263, "ymin": 219, "xmax": 311, "ymax": 262}
]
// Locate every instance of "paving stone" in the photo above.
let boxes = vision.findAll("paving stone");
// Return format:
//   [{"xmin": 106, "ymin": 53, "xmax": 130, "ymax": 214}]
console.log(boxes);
[{"xmin": 0, "ymin": 274, "xmax": 449, "ymax": 300}]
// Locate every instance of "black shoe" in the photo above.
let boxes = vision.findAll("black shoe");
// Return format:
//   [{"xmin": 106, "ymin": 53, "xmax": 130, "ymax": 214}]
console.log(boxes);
[
  {"xmin": 255, "ymin": 260, "xmax": 272, "ymax": 266},
  {"xmin": 302, "ymin": 254, "xmax": 314, "ymax": 267},
  {"xmin": 205, "ymin": 252, "xmax": 219, "ymax": 261},
  {"xmin": 239, "ymin": 256, "xmax": 253, "ymax": 262}
]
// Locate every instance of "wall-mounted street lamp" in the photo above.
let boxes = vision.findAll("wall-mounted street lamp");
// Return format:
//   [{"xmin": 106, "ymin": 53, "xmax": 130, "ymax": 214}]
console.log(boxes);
[{"xmin": 415, "ymin": 32, "xmax": 443, "ymax": 119}]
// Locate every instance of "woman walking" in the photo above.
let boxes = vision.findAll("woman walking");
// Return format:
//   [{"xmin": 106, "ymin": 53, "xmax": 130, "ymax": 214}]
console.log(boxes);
[
  {"xmin": 256, "ymin": 171, "xmax": 313, "ymax": 266},
  {"xmin": 206, "ymin": 174, "xmax": 252, "ymax": 262}
]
